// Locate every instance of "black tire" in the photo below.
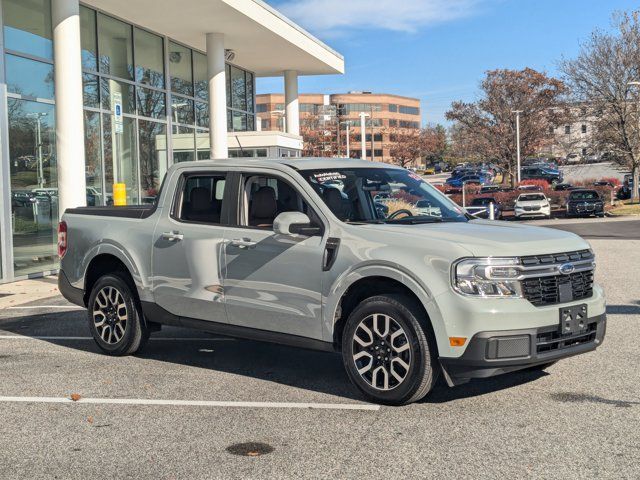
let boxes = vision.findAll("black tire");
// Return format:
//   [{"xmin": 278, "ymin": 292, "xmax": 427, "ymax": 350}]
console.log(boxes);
[
  {"xmin": 87, "ymin": 273, "xmax": 149, "ymax": 356},
  {"xmin": 341, "ymin": 294, "xmax": 439, "ymax": 406}
]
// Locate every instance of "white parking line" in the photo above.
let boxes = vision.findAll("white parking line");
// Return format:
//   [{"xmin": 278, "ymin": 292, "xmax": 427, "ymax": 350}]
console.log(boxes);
[
  {"xmin": 0, "ymin": 335, "xmax": 234, "ymax": 341},
  {"xmin": 7, "ymin": 305, "xmax": 84, "ymax": 310},
  {"xmin": 0, "ymin": 396, "xmax": 380, "ymax": 411}
]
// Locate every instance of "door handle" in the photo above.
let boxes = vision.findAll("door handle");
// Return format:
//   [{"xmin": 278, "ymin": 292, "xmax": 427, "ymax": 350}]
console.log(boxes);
[
  {"xmin": 230, "ymin": 238, "xmax": 257, "ymax": 249},
  {"xmin": 161, "ymin": 231, "xmax": 183, "ymax": 242}
]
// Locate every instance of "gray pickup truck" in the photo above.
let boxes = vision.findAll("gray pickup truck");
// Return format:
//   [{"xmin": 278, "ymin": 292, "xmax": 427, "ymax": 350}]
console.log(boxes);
[{"xmin": 58, "ymin": 158, "xmax": 606, "ymax": 405}]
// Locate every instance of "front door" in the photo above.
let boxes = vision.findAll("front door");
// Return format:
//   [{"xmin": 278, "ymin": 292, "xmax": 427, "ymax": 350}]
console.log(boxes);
[
  {"xmin": 152, "ymin": 170, "xmax": 230, "ymax": 323},
  {"xmin": 222, "ymin": 171, "xmax": 326, "ymax": 339}
]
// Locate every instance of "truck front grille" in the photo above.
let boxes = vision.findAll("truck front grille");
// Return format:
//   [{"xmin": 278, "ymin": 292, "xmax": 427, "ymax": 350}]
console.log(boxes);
[{"xmin": 519, "ymin": 250, "xmax": 595, "ymax": 307}]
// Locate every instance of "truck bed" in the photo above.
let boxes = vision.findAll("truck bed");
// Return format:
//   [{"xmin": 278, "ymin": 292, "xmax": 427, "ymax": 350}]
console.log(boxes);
[{"xmin": 64, "ymin": 205, "xmax": 157, "ymax": 219}]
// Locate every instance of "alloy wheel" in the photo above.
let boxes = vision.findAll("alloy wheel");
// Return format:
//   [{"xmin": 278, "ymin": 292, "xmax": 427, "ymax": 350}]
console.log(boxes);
[
  {"xmin": 93, "ymin": 286, "xmax": 128, "ymax": 344},
  {"xmin": 352, "ymin": 313, "xmax": 412, "ymax": 391}
]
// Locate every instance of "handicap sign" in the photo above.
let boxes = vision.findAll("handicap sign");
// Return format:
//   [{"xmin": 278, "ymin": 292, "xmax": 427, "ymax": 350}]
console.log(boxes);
[{"xmin": 113, "ymin": 91, "xmax": 123, "ymax": 134}]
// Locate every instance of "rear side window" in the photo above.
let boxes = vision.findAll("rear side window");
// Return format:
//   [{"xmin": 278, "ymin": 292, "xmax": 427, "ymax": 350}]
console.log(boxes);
[{"xmin": 176, "ymin": 174, "xmax": 227, "ymax": 225}]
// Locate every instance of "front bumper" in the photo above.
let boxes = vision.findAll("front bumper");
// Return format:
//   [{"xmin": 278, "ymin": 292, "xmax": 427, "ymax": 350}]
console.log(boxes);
[
  {"xmin": 515, "ymin": 206, "xmax": 550, "ymax": 217},
  {"xmin": 439, "ymin": 313, "xmax": 606, "ymax": 386},
  {"xmin": 568, "ymin": 203, "xmax": 604, "ymax": 215}
]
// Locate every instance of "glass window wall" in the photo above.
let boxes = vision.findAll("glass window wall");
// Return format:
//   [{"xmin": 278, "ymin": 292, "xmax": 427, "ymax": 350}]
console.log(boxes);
[
  {"xmin": 138, "ymin": 120, "xmax": 167, "ymax": 202},
  {"xmin": 6, "ymin": 54, "xmax": 54, "ymax": 99},
  {"xmin": 80, "ymin": 6, "xmax": 97, "ymax": 70},
  {"xmin": 102, "ymin": 114, "xmax": 139, "ymax": 205},
  {"xmin": 7, "ymin": 99, "xmax": 57, "ymax": 276},
  {"xmin": 82, "ymin": 73, "xmax": 100, "ymax": 108},
  {"xmin": 134, "ymin": 28, "xmax": 164, "ymax": 89},
  {"xmin": 136, "ymin": 86, "xmax": 166, "ymax": 119},
  {"xmin": 169, "ymin": 42, "xmax": 193, "ymax": 97},
  {"xmin": 3, "ymin": 0, "xmax": 53, "ymax": 60},
  {"xmin": 100, "ymin": 77, "xmax": 135, "ymax": 114},
  {"xmin": 193, "ymin": 51, "xmax": 208, "ymax": 101},
  {"xmin": 97, "ymin": 13, "xmax": 133, "ymax": 80},
  {"xmin": 84, "ymin": 111, "xmax": 104, "ymax": 206}
]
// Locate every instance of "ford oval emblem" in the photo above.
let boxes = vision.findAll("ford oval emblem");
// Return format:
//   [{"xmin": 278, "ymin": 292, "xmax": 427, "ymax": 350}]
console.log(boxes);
[{"xmin": 559, "ymin": 263, "xmax": 575, "ymax": 275}]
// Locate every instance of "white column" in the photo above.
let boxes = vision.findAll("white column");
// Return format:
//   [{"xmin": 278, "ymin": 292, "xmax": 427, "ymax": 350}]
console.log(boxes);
[
  {"xmin": 206, "ymin": 33, "xmax": 228, "ymax": 159},
  {"xmin": 52, "ymin": 0, "xmax": 86, "ymax": 216},
  {"xmin": 284, "ymin": 70, "xmax": 299, "ymax": 136}
]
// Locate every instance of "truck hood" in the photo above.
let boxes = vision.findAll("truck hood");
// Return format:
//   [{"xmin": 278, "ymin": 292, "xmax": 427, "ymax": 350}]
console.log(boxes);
[{"xmin": 359, "ymin": 219, "xmax": 589, "ymax": 257}]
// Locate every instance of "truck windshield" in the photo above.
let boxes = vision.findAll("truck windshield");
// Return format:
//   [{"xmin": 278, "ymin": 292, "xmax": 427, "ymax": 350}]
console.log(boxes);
[{"xmin": 299, "ymin": 168, "xmax": 468, "ymax": 224}]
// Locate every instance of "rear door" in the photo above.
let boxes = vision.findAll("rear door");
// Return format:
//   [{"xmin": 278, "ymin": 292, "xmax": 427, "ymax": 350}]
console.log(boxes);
[
  {"xmin": 221, "ymin": 170, "xmax": 327, "ymax": 339},
  {"xmin": 151, "ymin": 169, "xmax": 230, "ymax": 323}
]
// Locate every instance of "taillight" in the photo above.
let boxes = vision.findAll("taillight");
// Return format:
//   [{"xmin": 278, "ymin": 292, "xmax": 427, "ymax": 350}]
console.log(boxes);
[{"xmin": 58, "ymin": 221, "xmax": 68, "ymax": 259}]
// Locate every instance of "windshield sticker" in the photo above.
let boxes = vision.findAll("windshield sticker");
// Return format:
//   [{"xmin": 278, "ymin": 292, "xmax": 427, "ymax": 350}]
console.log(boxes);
[{"xmin": 313, "ymin": 172, "xmax": 347, "ymax": 183}]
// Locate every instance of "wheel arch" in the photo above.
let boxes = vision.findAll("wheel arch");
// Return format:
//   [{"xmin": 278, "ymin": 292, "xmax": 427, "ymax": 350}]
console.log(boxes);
[
  {"xmin": 83, "ymin": 253, "xmax": 138, "ymax": 307},
  {"xmin": 327, "ymin": 266, "xmax": 444, "ymax": 354}
]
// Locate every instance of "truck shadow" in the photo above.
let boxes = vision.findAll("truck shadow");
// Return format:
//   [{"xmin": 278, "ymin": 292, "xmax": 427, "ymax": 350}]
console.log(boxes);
[{"xmin": 1, "ymin": 309, "xmax": 551, "ymax": 404}]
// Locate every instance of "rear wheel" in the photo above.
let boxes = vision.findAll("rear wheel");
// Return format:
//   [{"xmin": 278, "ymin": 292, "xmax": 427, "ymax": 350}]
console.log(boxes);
[
  {"xmin": 341, "ymin": 294, "xmax": 439, "ymax": 405},
  {"xmin": 87, "ymin": 273, "xmax": 149, "ymax": 356}
]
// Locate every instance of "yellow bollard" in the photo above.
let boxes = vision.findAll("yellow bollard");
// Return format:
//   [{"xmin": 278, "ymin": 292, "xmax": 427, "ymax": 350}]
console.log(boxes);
[{"xmin": 113, "ymin": 183, "xmax": 127, "ymax": 206}]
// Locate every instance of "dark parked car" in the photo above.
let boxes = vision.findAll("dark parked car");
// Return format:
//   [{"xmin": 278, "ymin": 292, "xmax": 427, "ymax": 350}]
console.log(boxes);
[
  {"xmin": 480, "ymin": 185, "xmax": 501, "ymax": 194},
  {"xmin": 467, "ymin": 197, "xmax": 503, "ymax": 219},
  {"xmin": 593, "ymin": 181, "xmax": 616, "ymax": 188},
  {"xmin": 566, "ymin": 189, "xmax": 605, "ymax": 217},
  {"xmin": 554, "ymin": 183, "xmax": 575, "ymax": 191},
  {"xmin": 521, "ymin": 166, "xmax": 563, "ymax": 185}
]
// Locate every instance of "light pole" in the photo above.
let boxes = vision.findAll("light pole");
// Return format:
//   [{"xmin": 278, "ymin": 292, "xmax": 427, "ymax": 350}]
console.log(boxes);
[
  {"xmin": 628, "ymin": 81, "xmax": 640, "ymax": 201},
  {"xmin": 370, "ymin": 104, "xmax": 375, "ymax": 162},
  {"xmin": 27, "ymin": 112, "xmax": 47, "ymax": 189},
  {"xmin": 339, "ymin": 121, "xmax": 351, "ymax": 158},
  {"xmin": 359, "ymin": 112, "xmax": 370, "ymax": 160},
  {"xmin": 512, "ymin": 110, "xmax": 523, "ymax": 184}
]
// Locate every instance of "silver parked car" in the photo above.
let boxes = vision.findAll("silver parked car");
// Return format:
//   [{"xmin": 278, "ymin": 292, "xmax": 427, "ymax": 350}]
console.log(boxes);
[{"xmin": 58, "ymin": 158, "xmax": 606, "ymax": 405}]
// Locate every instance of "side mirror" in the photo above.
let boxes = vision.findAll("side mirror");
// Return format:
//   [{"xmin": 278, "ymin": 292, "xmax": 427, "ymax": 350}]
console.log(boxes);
[{"xmin": 273, "ymin": 212, "xmax": 322, "ymax": 236}]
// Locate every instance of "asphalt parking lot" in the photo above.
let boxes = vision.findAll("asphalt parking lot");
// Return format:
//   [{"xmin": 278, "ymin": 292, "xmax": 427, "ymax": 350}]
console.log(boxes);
[{"xmin": 1, "ymin": 223, "xmax": 639, "ymax": 479}]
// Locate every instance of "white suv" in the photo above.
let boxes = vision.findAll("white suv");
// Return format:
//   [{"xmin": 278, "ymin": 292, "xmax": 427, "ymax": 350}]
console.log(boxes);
[{"xmin": 515, "ymin": 193, "xmax": 551, "ymax": 219}]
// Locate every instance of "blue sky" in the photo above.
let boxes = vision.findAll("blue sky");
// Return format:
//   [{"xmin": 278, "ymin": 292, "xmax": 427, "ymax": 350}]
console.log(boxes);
[{"xmin": 259, "ymin": 0, "xmax": 639, "ymax": 126}]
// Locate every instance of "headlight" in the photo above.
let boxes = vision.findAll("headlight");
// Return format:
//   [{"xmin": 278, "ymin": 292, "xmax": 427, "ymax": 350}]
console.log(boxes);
[{"xmin": 452, "ymin": 257, "xmax": 522, "ymax": 297}]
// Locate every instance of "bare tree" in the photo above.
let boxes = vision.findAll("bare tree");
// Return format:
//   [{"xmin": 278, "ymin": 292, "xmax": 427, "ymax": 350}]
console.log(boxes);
[
  {"xmin": 561, "ymin": 11, "xmax": 640, "ymax": 201},
  {"xmin": 446, "ymin": 68, "xmax": 571, "ymax": 185},
  {"xmin": 387, "ymin": 126, "xmax": 447, "ymax": 168},
  {"xmin": 300, "ymin": 115, "xmax": 339, "ymax": 157}
]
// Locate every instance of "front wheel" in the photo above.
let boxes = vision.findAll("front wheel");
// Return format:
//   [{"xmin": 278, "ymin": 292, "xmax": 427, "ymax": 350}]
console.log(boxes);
[
  {"xmin": 341, "ymin": 294, "xmax": 439, "ymax": 405},
  {"xmin": 87, "ymin": 273, "xmax": 149, "ymax": 356}
]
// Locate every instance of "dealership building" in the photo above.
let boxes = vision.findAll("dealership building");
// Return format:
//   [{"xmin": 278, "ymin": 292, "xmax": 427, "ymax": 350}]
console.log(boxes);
[{"xmin": 0, "ymin": 0, "xmax": 344, "ymax": 282}]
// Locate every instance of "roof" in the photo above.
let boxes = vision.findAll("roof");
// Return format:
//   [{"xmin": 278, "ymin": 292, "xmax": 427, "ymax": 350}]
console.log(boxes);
[
  {"xmin": 172, "ymin": 157, "xmax": 402, "ymax": 171},
  {"xmin": 83, "ymin": 0, "xmax": 344, "ymax": 76}
]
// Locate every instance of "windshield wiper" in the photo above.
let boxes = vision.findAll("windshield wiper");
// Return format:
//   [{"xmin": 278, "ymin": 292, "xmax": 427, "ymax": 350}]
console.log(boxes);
[
  {"xmin": 386, "ymin": 216, "xmax": 445, "ymax": 224},
  {"xmin": 347, "ymin": 219, "xmax": 386, "ymax": 225}
]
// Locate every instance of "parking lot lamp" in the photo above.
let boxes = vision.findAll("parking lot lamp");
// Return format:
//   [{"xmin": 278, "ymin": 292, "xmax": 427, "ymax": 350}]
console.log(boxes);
[
  {"xmin": 512, "ymin": 110, "xmax": 523, "ymax": 184},
  {"xmin": 359, "ymin": 112, "xmax": 370, "ymax": 160},
  {"xmin": 339, "ymin": 121, "xmax": 351, "ymax": 158},
  {"xmin": 628, "ymin": 81, "xmax": 640, "ymax": 201}
]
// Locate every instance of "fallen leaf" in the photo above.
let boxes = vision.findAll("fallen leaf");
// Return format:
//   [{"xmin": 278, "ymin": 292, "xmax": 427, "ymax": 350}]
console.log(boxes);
[
  {"xmin": 87, "ymin": 416, "xmax": 94, "ymax": 424},
  {"xmin": 70, "ymin": 393, "xmax": 81, "ymax": 402}
]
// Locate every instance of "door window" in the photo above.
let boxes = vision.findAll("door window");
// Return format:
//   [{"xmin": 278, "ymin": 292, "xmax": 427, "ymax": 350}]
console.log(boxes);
[
  {"xmin": 241, "ymin": 174, "xmax": 320, "ymax": 230},
  {"xmin": 175, "ymin": 174, "xmax": 227, "ymax": 225}
]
